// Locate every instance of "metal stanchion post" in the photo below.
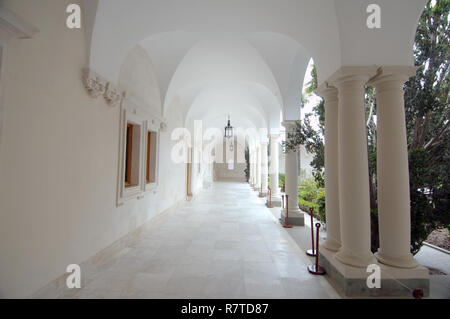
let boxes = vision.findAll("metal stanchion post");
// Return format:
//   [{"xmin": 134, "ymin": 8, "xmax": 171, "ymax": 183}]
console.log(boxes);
[{"xmin": 308, "ymin": 223, "xmax": 326, "ymax": 275}]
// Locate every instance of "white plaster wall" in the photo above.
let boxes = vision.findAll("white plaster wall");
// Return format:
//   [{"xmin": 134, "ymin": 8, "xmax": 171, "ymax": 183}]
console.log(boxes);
[
  {"xmin": 0, "ymin": 0, "xmax": 185, "ymax": 298},
  {"xmin": 215, "ymin": 163, "xmax": 246, "ymax": 182},
  {"xmin": 119, "ymin": 45, "xmax": 162, "ymax": 114}
]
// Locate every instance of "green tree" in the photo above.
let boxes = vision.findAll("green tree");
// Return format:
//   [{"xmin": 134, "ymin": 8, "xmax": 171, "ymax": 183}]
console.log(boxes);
[
  {"xmin": 283, "ymin": 63, "xmax": 326, "ymax": 188},
  {"xmin": 244, "ymin": 146, "xmax": 250, "ymax": 182},
  {"xmin": 404, "ymin": 0, "xmax": 449, "ymax": 254}
]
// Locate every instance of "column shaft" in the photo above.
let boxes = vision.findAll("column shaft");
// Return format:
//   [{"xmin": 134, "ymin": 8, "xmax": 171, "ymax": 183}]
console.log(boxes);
[
  {"xmin": 331, "ymin": 68, "xmax": 377, "ymax": 267},
  {"xmin": 249, "ymin": 150, "xmax": 254, "ymax": 185},
  {"xmin": 253, "ymin": 150, "xmax": 257, "ymax": 187},
  {"xmin": 370, "ymin": 67, "xmax": 418, "ymax": 268},
  {"xmin": 281, "ymin": 121, "xmax": 304, "ymax": 225},
  {"xmin": 269, "ymin": 134, "xmax": 281, "ymax": 197},
  {"xmin": 255, "ymin": 146, "xmax": 261, "ymax": 190},
  {"xmin": 260, "ymin": 142, "xmax": 268, "ymax": 196},
  {"xmin": 317, "ymin": 83, "xmax": 341, "ymax": 252}
]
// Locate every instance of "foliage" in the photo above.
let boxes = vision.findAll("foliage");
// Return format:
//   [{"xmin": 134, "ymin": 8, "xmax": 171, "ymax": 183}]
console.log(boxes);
[
  {"xmin": 370, "ymin": 209, "xmax": 380, "ymax": 253},
  {"xmin": 299, "ymin": 178, "xmax": 320, "ymax": 202},
  {"xmin": 365, "ymin": 86, "xmax": 378, "ymax": 211},
  {"xmin": 317, "ymin": 189, "xmax": 326, "ymax": 223},
  {"xmin": 404, "ymin": 0, "xmax": 450, "ymax": 254},
  {"xmin": 279, "ymin": 173, "xmax": 285, "ymax": 189},
  {"xmin": 297, "ymin": 178, "xmax": 325, "ymax": 222},
  {"xmin": 244, "ymin": 147, "xmax": 250, "ymax": 182},
  {"xmin": 299, "ymin": 197, "xmax": 318, "ymax": 213},
  {"xmin": 283, "ymin": 117, "xmax": 325, "ymax": 188},
  {"xmin": 283, "ymin": 63, "xmax": 326, "ymax": 188}
]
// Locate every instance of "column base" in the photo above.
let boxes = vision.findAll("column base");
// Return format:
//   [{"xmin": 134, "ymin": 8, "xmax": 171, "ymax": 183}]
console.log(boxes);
[
  {"xmin": 319, "ymin": 248, "xmax": 429, "ymax": 297},
  {"xmin": 335, "ymin": 246, "xmax": 377, "ymax": 268},
  {"xmin": 259, "ymin": 191, "xmax": 268, "ymax": 198},
  {"xmin": 268, "ymin": 195, "xmax": 282, "ymax": 207},
  {"xmin": 271, "ymin": 188, "xmax": 281, "ymax": 197},
  {"xmin": 375, "ymin": 249, "xmax": 419, "ymax": 269},
  {"xmin": 280, "ymin": 209, "xmax": 304, "ymax": 226},
  {"xmin": 322, "ymin": 238, "xmax": 341, "ymax": 252}
]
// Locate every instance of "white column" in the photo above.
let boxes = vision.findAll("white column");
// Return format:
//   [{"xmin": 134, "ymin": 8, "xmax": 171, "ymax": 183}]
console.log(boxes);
[
  {"xmin": 316, "ymin": 83, "xmax": 341, "ymax": 252},
  {"xmin": 281, "ymin": 121, "xmax": 304, "ymax": 225},
  {"xmin": 330, "ymin": 67, "xmax": 377, "ymax": 267},
  {"xmin": 259, "ymin": 141, "xmax": 269, "ymax": 197},
  {"xmin": 252, "ymin": 149, "xmax": 257, "ymax": 187},
  {"xmin": 370, "ymin": 66, "xmax": 418, "ymax": 268},
  {"xmin": 269, "ymin": 134, "xmax": 281, "ymax": 197},
  {"xmin": 254, "ymin": 146, "xmax": 261, "ymax": 191},
  {"xmin": 249, "ymin": 149, "xmax": 253, "ymax": 185}
]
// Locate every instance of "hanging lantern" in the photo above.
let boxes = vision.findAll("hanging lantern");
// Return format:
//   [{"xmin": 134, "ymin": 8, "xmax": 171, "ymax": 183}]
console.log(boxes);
[{"xmin": 224, "ymin": 116, "xmax": 233, "ymax": 139}]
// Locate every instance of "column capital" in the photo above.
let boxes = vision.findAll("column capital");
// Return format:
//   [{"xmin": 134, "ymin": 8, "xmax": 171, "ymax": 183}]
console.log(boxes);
[
  {"xmin": 328, "ymin": 66, "xmax": 378, "ymax": 88},
  {"xmin": 368, "ymin": 66, "xmax": 418, "ymax": 89},
  {"xmin": 316, "ymin": 82, "xmax": 338, "ymax": 103},
  {"xmin": 269, "ymin": 133, "xmax": 281, "ymax": 140},
  {"xmin": 281, "ymin": 120, "xmax": 299, "ymax": 131}
]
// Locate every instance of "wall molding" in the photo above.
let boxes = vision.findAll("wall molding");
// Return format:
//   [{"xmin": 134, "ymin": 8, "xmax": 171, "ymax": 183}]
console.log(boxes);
[
  {"xmin": 82, "ymin": 68, "xmax": 107, "ymax": 98},
  {"xmin": 104, "ymin": 82, "xmax": 122, "ymax": 106},
  {"xmin": 82, "ymin": 68, "xmax": 123, "ymax": 107}
]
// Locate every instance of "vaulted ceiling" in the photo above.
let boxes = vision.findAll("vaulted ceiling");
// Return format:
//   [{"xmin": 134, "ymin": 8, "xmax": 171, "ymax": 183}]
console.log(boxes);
[{"xmin": 83, "ymin": 0, "xmax": 426, "ymax": 135}]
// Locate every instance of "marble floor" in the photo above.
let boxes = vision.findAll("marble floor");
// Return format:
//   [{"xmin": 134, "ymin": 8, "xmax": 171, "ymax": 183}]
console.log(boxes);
[{"xmin": 66, "ymin": 182, "xmax": 340, "ymax": 299}]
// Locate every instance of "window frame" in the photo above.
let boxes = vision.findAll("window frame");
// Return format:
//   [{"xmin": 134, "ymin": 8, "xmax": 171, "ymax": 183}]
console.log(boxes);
[
  {"xmin": 144, "ymin": 128, "xmax": 159, "ymax": 191},
  {"xmin": 116, "ymin": 93, "xmax": 163, "ymax": 206},
  {"xmin": 146, "ymin": 130, "xmax": 151, "ymax": 184},
  {"xmin": 125, "ymin": 123, "xmax": 134, "ymax": 187}
]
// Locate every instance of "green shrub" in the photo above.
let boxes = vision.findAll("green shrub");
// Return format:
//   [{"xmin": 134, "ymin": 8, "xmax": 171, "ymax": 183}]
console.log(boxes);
[
  {"xmin": 299, "ymin": 178, "xmax": 320, "ymax": 202},
  {"xmin": 317, "ymin": 188, "xmax": 326, "ymax": 222},
  {"xmin": 296, "ymin": 178, "xmax": 326, "ymax": 222},
  {"xmin": 279, "ymin": 173, "xmax": 285, "ymax": 189},
  {"xmin": 298, "ymin": 197, "xmax": 318, "ymax": 212}
]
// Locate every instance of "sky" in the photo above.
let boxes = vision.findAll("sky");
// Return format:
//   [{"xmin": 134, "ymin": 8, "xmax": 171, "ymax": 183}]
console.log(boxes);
[
  {"xmin": 301, "ymin": 58, "xmax": 322, "ymax": 132},
  {"xmin": 280, "ymin": 58, "xmax": 322, "ymax": 141}
]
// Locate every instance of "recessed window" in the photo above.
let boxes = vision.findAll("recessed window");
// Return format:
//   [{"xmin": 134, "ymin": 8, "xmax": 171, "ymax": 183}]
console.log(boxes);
[
  {"xmin": 116, "ymin": 95, "xmax": 162, "ymax": 206},
  {"xmin": 125, "ymin": 122, "xmax": 141, "ymax": 187},
  {"xmin": 146, "ymin": 131, "xmax": 157, "ymax": 184}
]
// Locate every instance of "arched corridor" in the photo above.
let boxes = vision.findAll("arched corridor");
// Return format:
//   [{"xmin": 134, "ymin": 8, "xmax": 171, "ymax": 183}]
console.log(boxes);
[{"xmin": 1, "ymin": 0, "xmax": 447, "ymax": 301}]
